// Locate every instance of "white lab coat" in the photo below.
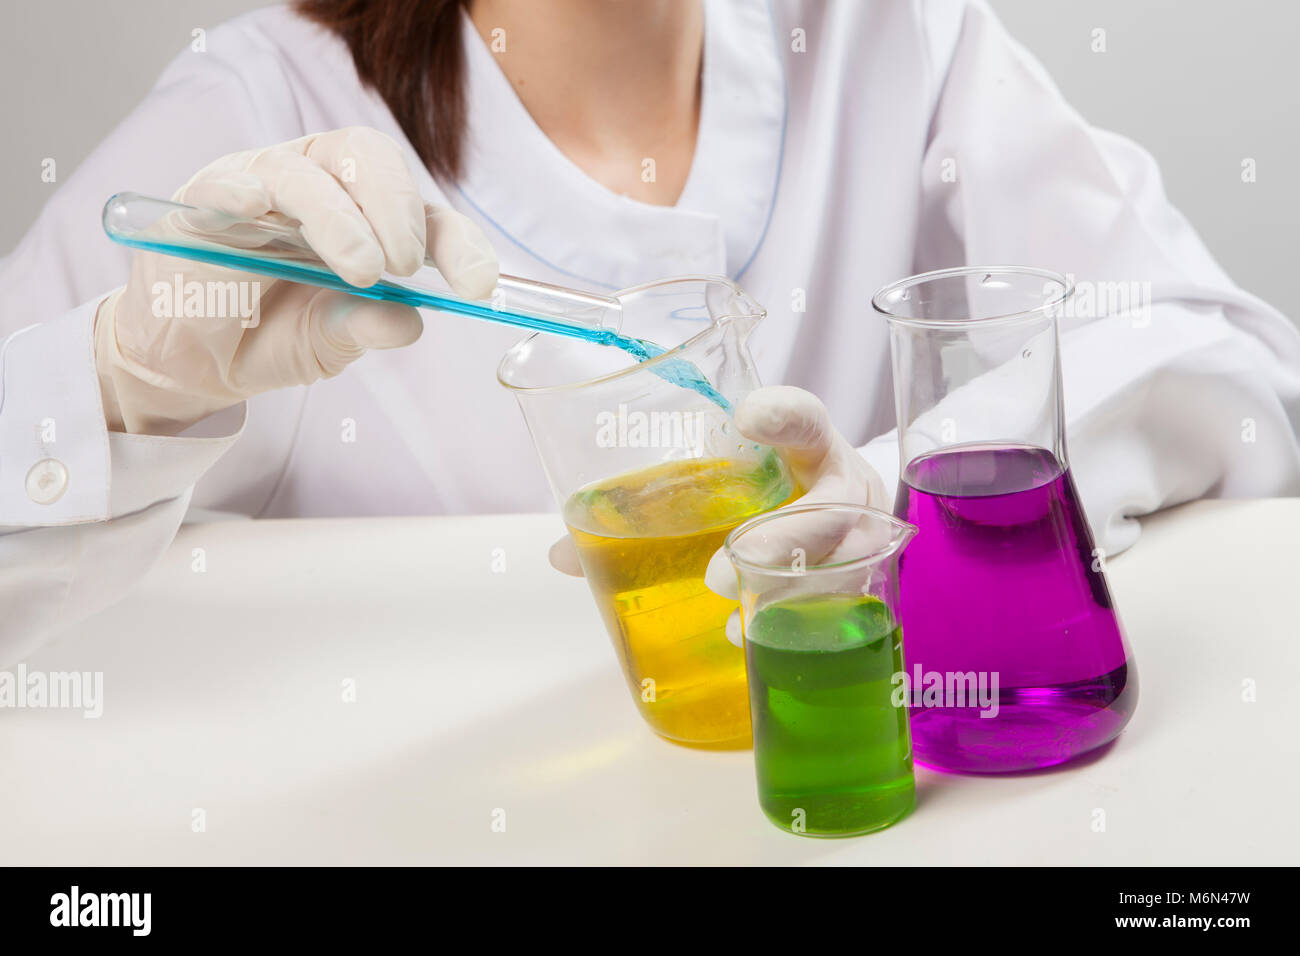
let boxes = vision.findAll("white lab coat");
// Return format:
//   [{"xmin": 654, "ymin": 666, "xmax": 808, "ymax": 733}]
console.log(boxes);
[{"xmin": 2, "ymin": 0, "xmax": 1298, "ymax": 663}]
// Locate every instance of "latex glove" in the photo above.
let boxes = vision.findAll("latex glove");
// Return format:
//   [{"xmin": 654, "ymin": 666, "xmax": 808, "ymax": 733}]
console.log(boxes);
[
  {"xmin": 95, "ymin": 126, "xmax": 499, "ymax": 435},
  {"xmin": 548, "ymin": 386, "xmax": 891, "ymax": 595},
  {"xmin": 701, "ymin": 386, "xmax": 890, "ymax": 599}
]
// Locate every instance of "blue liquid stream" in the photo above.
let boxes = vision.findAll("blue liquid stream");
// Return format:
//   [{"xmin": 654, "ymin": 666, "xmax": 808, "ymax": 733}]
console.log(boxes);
[{"xmin": 113, "ymin": 236, "xmax": 731, "ymax": 412}]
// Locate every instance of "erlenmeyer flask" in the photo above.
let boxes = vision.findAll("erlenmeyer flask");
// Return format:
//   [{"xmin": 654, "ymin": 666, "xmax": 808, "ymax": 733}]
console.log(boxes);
[
  {"xmin": 873, "ymin": 266, "xmax": 1137, "ymax": 773},
  {"xmin": 499, "ymin": 277, "xmax": 798, "ymax": 747}
]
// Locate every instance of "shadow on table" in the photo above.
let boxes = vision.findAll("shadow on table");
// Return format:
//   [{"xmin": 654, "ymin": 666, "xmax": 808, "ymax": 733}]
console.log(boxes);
[{"xmin": 217, "ymin": 667, "xmax": 995, "ymax": 864}]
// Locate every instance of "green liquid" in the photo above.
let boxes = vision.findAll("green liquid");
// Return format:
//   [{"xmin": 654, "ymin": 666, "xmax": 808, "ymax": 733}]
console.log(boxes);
[{"xmin": 746, "ymin": 594, "xmax": 915, "ymax": 837}]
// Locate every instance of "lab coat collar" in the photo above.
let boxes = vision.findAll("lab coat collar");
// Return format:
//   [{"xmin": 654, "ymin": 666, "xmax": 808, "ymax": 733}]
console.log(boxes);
[{"xmin": 452, "ymin": 0, "xmax": 785, "ymax": 292}]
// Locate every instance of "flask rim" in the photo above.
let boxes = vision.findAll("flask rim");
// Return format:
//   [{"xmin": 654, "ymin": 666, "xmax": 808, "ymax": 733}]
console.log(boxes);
[{"xmin": 872, "ymin": 265, "xmax": 1074, "ymax": 330}]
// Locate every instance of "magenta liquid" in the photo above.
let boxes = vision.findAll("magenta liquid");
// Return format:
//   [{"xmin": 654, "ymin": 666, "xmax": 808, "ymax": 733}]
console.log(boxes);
[{"xmin": 894, "ymin": 443, "xmax": 1137, "ymax": 772}]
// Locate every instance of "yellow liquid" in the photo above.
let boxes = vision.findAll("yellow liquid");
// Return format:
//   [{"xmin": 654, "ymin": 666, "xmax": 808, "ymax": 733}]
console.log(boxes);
[{"xmin": 564, "ymin": 454, "xmax": 796, "ymax": 745}]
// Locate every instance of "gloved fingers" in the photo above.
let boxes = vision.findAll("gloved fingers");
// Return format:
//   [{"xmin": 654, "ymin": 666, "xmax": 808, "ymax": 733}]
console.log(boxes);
[
  {"xmin": 294, "ymin": 128, "xmax": 428, "ymax": 277},
  {"xmin": 704, "ymin": 552, "xmax": 742, "ymax": 601},
  {"xmin": 704, "ymin": 386, "xmax": 891, "ymax": 600},
  {"xmin": 548, "ymin": 535, "xmax": 585, "ymax": 576},
  {"xmin": 425, "ymin": 202, "xmax": 499, "ymax": 299},
  {"xmin": 724, "ymin": 608, "xmax": 744, "ymax": 647},
  {"xmin": 309, "ymin": 291, "xmax": 424, "ymax": 378},
  {"xmin": 703, "ymin": 504, "xmax": 861, "ymax": 599},
  {"xmin": 173, "ymin": 130, "xmax": 425, "ymax": 279},
  {"xmin": 169, "ymin": 130, "xmax": 492, "ymax": 296},
  {"xmin": 702, "ymin": 451, "xmax": 890, "ymax": 598},
  {"xmin": 735, "ymin": 386, "xmax": 890, "ymax": 509},
  {"xmin": 218, "ymin": 287, "xmax": 421, "ymax": 390},
  {"xmin": 733, "ymin": 386, "xmax": 835, "ymax": 481},
  {"xmin": 167, "ymin": 170, "xmax": 285, "ymax": 251},
  {"xmin": 239, "ymin": 148, "xmax": 389, "ymax": 287},
  {"xmin": 174, "ymin": 169, "xmax": 273, "ymax": 220},
  {"xmin": 180, "ymin": 144, "xmax": 386, "ymax": 287},
  {"xmin": 703, "ymin": 504, "xmax": 894, "ymax": 601},
  {"xmin": 804, "ymin": 434, "xmax": 891, "ymax": 510}
]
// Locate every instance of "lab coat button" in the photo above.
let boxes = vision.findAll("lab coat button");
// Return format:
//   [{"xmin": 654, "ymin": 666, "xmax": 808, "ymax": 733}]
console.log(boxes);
[{"xmin": 26, "ymin": 458, "xmax": 68, "ymax": 505}]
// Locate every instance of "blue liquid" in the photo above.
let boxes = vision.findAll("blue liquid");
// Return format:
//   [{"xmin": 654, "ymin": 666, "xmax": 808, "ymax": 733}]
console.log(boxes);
[
  {"xmin": 112, "ymin": 236, "xmax": 730, "ymax": 411},
  {"xmin": 617, "ymin": 338, "xmax": 732, "ymax": 412}
]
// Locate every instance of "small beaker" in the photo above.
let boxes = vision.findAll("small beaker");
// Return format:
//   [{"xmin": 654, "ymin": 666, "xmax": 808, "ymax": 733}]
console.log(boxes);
[
  {"xmin": 499, "ymin": 277, "xmax": 798, "ymax": 746},
  {"xmin": 725, "ymin": 504, "xmax": 917, "ymax": 837},
  {"xmin": 873, "ymin": 266, "xmax": 1138, "ymax": 773}
]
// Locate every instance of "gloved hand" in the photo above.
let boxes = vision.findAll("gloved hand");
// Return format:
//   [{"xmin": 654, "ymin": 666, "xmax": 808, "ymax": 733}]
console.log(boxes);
[
  {"xmin": 548, "ymin": 386, "xmax": 891, "ymax": 597},
  {"xmin": 95, "ymin": 126, "xmax": 499, "ymax": 435},
  {"xmin": 702, "ymin": 386, "xmax": 890, "ymax": 599}
]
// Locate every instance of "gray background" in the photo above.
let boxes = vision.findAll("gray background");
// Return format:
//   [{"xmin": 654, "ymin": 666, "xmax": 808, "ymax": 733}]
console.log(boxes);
[{"xmin": 3, "ymin": 0, "xmax": 1296, "ymax": 321}]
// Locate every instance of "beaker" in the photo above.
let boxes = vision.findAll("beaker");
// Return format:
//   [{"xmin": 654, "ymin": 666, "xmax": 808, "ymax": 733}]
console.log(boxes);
[
  {"xmin": 725, "ymin": 504, "xmax": 917, "ymax": 837},
  {"xmin": 499, "ymin": 277, "xmax": 798, "ymax": 747},
  {"xmin": 872, "ymin": 266, "xmax": 1137, "ymax": 773}
]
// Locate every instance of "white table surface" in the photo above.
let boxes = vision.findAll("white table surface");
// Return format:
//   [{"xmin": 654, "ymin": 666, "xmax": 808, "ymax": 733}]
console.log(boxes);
[{"xmin": 3, "ymin": 499, "xmax": 1297, "ymax": 865}]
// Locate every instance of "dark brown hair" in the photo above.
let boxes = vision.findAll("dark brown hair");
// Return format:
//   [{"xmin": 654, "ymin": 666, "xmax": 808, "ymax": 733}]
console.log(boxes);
[{"xmin": 295, "ymin": 0, "xmax": 470, "ymax": 181}]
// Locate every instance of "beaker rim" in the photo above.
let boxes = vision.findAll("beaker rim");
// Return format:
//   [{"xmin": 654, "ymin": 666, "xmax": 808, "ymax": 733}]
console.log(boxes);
[
  {"xmin": 496, "ymin": 273, "xmax": 764, "ymax": 395},
  {"xmin": 871, "ymin": 265, "xmax": 1074, "ymax": 329},
  {"xmin": 724, "ymin": 502, "xmax": 918, "ymax": 576}
]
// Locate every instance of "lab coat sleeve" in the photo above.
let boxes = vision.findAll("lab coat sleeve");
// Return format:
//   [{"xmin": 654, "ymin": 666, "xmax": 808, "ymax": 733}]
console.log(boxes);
[
  {"xmin": 0, "ymin": 301, "xmax": 244, "ymax": 663},
  {"xmin": 0, "ymin": 26, "xmax": 302, "ymax": 663},
  {"xmin": 889, "ymin": 0, "xmax": 1300, "ymax": 554}
]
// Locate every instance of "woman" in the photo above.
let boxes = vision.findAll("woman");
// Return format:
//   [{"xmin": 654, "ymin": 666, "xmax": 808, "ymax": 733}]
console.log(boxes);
[{"xmin": 1, "ymin": 0, "xmax": 1297, "ymax": 661}]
